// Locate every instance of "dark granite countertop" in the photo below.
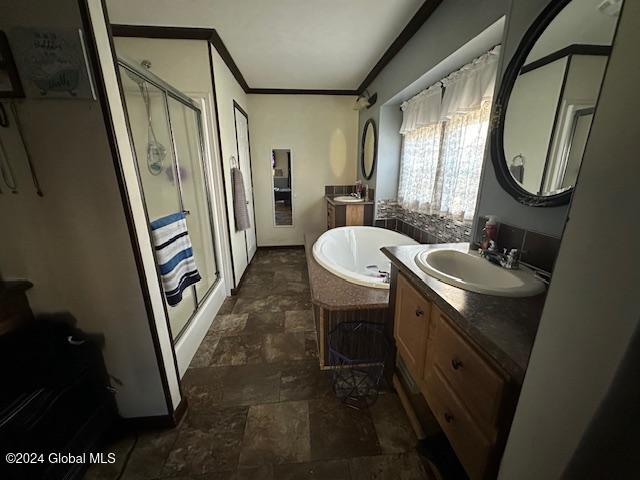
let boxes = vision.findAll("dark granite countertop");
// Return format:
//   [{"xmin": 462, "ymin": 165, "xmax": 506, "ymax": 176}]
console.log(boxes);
[
  {"xmin": 305, "ymin": 232, "xmax": 389, "ymax": 311},
  {"xmin": 325, "ymin": 195, "xmax": 375, "ymax": 206},
  {"xmin": 382, "ymin": 243, "xmax": 545, "ymax": 384}
]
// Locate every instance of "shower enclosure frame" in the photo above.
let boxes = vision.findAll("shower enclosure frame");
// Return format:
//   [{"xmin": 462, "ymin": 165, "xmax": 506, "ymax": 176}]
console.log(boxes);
[{"xmin": 117, "ymin": 56, "xmax": 220, "ymax": 341}]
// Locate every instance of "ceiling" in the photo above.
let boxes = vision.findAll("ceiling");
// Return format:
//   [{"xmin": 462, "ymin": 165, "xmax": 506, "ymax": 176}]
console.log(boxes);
[{"xmin": 105, "ymin": 0, "xmax": 425, "ymax": 90}]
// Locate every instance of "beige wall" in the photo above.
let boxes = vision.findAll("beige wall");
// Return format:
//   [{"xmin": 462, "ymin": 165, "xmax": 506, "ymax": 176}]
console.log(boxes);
[
  {"xmin": 498, "ymin": 2, "xmax": 640, "ymax": 477},
  {"xmin": 211, "ymin": 48, "xmax": 251, "ymax": 285},
  {"xmin": 0, "ymin": 0, "xmax": 168, "ymax": 417},
  {"xmin": 248, "ymin": 94, "xmax": 358, "ymax": 246}
]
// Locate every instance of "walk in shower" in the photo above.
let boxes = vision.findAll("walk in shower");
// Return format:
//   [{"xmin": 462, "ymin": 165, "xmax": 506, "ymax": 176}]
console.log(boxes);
[{"xmin": 118, "ymin": 57, "xmax": 218, "ymax": 340}]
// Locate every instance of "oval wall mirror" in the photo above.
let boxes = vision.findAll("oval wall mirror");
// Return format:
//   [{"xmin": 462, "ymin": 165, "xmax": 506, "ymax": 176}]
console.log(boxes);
[
  {"xmin": 361, "ymin": 118, "xmax": 377, "ymax": 180},
  {"xmin": 491, "ymin": 0, "xmax": 623, "ymax": 206}
]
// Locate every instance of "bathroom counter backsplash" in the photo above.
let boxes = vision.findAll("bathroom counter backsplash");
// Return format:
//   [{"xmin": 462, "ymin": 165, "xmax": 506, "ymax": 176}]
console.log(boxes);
[
  {"xmin": 374, "ymin": 201, "xmax": 561, "ymax": 275},
  {"xmin": 375, "ymin": 200, "xmax": 472, "ymax": 245},
  {"xmin": 324, "ymin": 184, "xmax": 375, "ymax": 201}
]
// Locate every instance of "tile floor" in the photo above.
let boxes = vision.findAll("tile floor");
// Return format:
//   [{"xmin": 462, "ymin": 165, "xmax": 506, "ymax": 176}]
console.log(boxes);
[{"xmin": 87, "ymin": 248, "xmax": 431, "ymax": 479}]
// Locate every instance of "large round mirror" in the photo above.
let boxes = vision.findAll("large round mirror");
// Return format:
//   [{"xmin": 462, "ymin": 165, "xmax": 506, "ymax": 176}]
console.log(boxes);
[
  {"xmin": 361, "ymin": 118, "xmax": 377, "ymax": 180},
  {"xmin": 492, "ymin": 0, "xmax": 623, "ymax": 206}
]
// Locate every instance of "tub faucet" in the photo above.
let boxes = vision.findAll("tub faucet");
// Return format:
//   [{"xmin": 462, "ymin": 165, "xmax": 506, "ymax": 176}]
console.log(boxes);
[{"xmin": 366, "ymin": 265, "xmax": 390, "ymax": 283}]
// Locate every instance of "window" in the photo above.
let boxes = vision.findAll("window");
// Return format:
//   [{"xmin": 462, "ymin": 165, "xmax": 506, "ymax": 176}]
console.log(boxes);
[{"xmin": 398, "ymin": 47, "xmax": 500, "ymax": 222}]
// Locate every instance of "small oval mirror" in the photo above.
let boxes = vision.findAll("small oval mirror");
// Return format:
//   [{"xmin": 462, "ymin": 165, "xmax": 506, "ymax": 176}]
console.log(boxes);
[{"xmin": 361, "ymin": 119, "xmax": 377, "ymax": 180}]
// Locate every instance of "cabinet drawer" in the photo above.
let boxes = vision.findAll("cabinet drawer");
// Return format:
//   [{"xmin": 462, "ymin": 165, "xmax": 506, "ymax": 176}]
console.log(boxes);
[
  {"xmin": 424, "ymin": 366, "xmax": 492, "ymax": 480},
  {"xmin": 394, "ymin": 274, "xmax": 431, "ymax": 380},
  {"xmin": 427, "ymin": 307, "xmax": 505, "ymax": 434}
]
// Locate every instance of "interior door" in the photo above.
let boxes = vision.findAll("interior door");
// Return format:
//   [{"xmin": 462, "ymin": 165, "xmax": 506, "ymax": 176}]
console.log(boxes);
[{"xmin": 234, "ymin": 103, "xmax": 257, "ymax": 262}]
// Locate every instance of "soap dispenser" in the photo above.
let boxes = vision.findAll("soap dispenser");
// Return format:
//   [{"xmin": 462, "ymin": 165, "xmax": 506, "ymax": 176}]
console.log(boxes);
[{"xmin": 480, "ymin": 216, "xmax": 498, "ymax": 250}]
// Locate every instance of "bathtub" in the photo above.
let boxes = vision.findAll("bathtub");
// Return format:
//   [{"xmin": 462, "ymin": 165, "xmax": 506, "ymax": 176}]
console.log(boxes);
[{"xmin": 312, "ymin": 226, "xmax": 418, "ymax": 289}]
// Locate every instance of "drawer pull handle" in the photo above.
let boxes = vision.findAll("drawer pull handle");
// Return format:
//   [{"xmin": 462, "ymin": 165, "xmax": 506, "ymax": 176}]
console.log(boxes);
[
  {"xmin": 444, "ymin": 412, "xmax": 454, "ymax": 423},
  {"xmin": 451, "ymin": 358, "xmax": 463, "ymax": 370},
  {"xmin": 415, "ymin": 308, "xmax": 424, "ymax": 317}
]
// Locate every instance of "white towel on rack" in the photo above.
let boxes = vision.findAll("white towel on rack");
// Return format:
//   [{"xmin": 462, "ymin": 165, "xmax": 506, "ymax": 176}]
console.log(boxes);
[
  {"xmin": 231, "ymin": 166, "xmax": 251, "ymax": 231},
  {"xmin": 150, "ymin": 211, "xmax": 201, "ymax": 306}
]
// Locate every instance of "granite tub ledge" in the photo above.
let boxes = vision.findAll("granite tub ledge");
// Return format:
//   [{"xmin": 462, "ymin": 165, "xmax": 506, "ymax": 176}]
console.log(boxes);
[
  {"xmin": 382, "ymin": 243, "xmax": 546, "ymax": 385},
  {"xmin": 304, "ymin": 232, "xmax": 388, "ymax": 311}
]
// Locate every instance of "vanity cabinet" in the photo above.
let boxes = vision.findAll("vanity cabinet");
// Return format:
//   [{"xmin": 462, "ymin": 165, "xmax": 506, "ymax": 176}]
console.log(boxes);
[
  {"xmin": 325, "ymin": 198, "xmax": 374, "ymax": 229},
  {"xmin": 393, "ymin": 273, "xmax": 516, "ymax": 480},
  {"xmin": 393, "ymin": 274, "xmax": 431, "ymax": 380}
]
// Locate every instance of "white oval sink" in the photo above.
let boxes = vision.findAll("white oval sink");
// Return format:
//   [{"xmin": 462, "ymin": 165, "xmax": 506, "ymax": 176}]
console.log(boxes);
[
  {"xmin": 334, "ymin": 196, "xmax": 364, "ymax": 203},
  {"xmin": 415, "ymin": 249, "xmax": 545, "ymax": 297}
]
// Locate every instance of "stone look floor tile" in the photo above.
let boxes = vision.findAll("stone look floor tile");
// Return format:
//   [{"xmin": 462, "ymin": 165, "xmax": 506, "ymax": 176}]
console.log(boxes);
[
  {"xmin": 233, "ymin": 294, "xmax": 311, "ymax": 314},
  {"xmin": 235, "ymin": 282, "xmax": 275, "ymax": 298},
  {"xmin": 305, "ymin": 332, "xmax": 319, "ymax": 359},
  {"xmin": 263, "ymin": 332, "xmax": 307, "ymax": 363},
  {"xmin": 273, "ymin": 459, "xmax": 351, "ymax": 479},
  {"xmin": 189, "ymin": 334, "xmax": 222, "ymax": 368},
  {"xmin": 209, "ymin": 334, "xmax": 264, "ymax": 366},
  {"xmin": 221, "ymin": 363, "xmax": 281, "ymax": 406},
  {"xmin": 242, "ymin": 312, "xmax": 285, "ymax": 335},
  {"xmin": 163, "ymin": 408, "xmax": 248, "ymax": 476},
  {"xmin": 239, "ymin": 400, "xmax": 311, "ymax": 466},
  {"xmin": 349, "ymin": 453, "xmax": 430, "ymax": 480},
  {"xmin": 369, "ymin": 393, "xmax": 417, "ymax": 454},
  {"xmin": 285, "ymin": 310, "xmax": 315, "ymax": 332},
  {"xmin": 280, "ymin": 361, "xmax": 332, "ymax": 402},
  {"xmin": 218, "ymin": 296, "xmax": 238, "ymax": 315},
  {"xmin": 275, "ymin": 281, "xmax": 311, "ymax": 296},
  {"xmin": 274, "ymin": 268, "xmax": 303, "ymax": 283},
  {"xmin": 120, "ymin": 429, "xmax": 179, "ymax": 479},
  {"xmin": 92, "ymin": 248, "xmax": 421, "ymax": 479},
  {"xmin": 181, "ymin": 367, "xmax": 226, "ymax": 412},
  {"xmin": 244, "ymin": 270, "xmax": 276, "ymax": 285},
  {"xmin": 309, "ymin": 397, "xmax": 381, "ymax": 461},
  {"xmin": 209, "ymin": 313, "xmax": 249, "ymax": 336},
  {"xmin": 84, "ymin": 435, "xmax": 136, "ymax": 480}
]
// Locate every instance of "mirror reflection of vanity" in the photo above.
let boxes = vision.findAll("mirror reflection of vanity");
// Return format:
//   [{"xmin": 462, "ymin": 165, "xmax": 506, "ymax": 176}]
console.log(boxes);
[
  {"xmin": 271, "ymin": 148, "xmax": 293, "ymax": 226},
  {"xmin": 493, "ymin": 0, "xmax": 623, "ymax": 206}
]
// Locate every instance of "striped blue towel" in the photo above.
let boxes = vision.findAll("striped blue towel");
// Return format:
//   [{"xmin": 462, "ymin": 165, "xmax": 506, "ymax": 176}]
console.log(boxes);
[{"xmin": 150, "ymin": 212, "xmax": 201, "ymax": 307}]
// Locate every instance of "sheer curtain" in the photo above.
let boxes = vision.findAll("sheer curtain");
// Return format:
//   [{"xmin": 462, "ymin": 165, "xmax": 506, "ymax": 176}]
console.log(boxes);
[{"xmin": 398, "ymin": 46, "xmax": 500, "ymax": 221}]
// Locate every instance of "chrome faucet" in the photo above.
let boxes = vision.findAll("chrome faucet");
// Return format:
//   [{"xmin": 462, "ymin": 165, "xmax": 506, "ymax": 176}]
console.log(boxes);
[
  {"xmin": 479, "ymin": 242, "xmax": 520, "ymax": 270},
  {"xmin": 500, "ymin": 249, "xmax": 520, "ymax": 270}
]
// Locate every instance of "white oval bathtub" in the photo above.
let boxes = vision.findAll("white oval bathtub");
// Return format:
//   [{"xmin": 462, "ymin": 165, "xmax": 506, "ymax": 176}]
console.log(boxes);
[{"xmin": 313, "ymin": 226, "xmax": 418, "ymax": 289}]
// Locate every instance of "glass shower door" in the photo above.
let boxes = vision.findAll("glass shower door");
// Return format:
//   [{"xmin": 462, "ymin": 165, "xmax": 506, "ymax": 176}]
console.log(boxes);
[
  {"xmin": 167, "ymin": 97, "xmax": 217, "ymax": 300},
  {"xmin": 119, "ymin": 63, "xmax": 218, "ymax": 340}
]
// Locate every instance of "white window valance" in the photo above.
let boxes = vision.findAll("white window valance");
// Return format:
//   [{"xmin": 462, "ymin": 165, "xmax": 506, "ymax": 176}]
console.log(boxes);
[
  {"xmin": 399, "ymin": 83, "xmax": 442, "ymax": 134},
  {"xmin": 440, "ymin": 45, "xmax": 501, "ymax": 120},
  {"xmin": 397, "ymin": 45, "xmax": 501, "ymax": 221}
]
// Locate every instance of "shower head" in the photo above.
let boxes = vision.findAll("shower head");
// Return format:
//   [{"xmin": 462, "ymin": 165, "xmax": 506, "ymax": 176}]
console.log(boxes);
[{"xmin": 124, "ymin": 59, "xmax": 152, "ymax": 86}]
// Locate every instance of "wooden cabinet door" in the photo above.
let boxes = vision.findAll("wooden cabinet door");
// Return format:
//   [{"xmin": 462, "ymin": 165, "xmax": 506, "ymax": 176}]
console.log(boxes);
[
  {"xmin": 327, "ymin": 203, "xmax": 335, "ymax": 229},
  {"xmin": 394, "ymin": 274, "xmax": 431, "ymax": 381}
]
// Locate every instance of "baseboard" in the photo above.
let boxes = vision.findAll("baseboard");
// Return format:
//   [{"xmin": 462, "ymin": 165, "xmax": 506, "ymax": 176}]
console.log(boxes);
[
  {"xmin": 257, "ymin": 244, "xmax": 304, "ymax": 249},
  {"xmin": 119, "ymin": 397, "xmax": 188, "ymax": 431}
]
